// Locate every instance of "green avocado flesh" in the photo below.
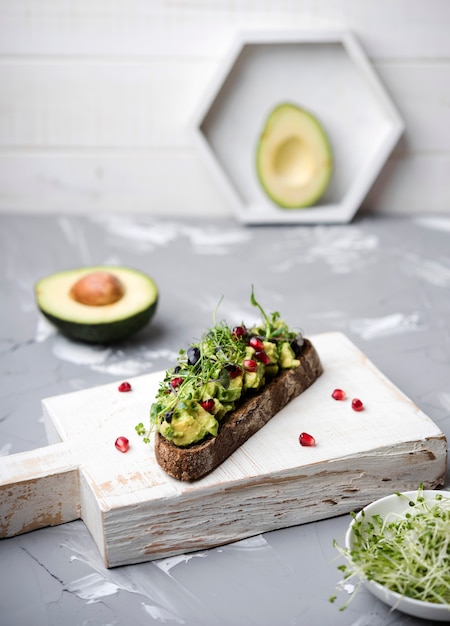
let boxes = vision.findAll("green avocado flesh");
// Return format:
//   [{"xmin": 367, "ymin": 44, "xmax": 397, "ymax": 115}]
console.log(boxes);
[
  {"xmin": 136, "ymin": 291, "xmax": 303, "ymax": 448},
  {"xmin": 35, "ymin": 266, "xmax": 158, "ymax": 344},
  {"xmin": 256, "ymin": 103, "xmax": 333, "ymax": 209}
]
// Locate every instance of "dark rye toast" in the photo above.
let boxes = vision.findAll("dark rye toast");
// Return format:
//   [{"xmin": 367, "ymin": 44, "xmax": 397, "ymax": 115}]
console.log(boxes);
[{"xmin": 154, "ymin": 338, "xmax": 323, "ymax": 481}]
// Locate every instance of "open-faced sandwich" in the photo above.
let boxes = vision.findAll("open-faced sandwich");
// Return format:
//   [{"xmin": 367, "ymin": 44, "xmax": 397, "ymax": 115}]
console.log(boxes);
[{"xmin": 136, "ymin": 290, "xmax": 323, "ymax": 481}]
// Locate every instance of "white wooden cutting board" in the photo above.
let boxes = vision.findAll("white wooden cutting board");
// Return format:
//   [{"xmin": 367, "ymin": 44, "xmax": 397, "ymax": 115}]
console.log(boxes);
[{"xmin": 0, "ymin": 332, "xmax": 447, "ymax": 567}]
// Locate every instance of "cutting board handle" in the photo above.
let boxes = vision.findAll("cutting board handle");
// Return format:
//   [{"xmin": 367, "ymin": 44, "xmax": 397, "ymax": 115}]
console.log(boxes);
[{"xmin": 0, "ymin": 442, "xmax": 80, "ymax": 537}]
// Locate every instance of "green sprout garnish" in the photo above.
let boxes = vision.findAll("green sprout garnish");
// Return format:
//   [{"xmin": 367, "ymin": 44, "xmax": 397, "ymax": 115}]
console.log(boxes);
[
  {"xmin": 330, "ymin": 484, "xmax": 450, "ymax": 611},
  {"xmin": 135, "ymin": 288, "xmax": 302, "ymax": 445},
  {"xmin": 250, "ymin": 286, "xmax": 272, "ymax": 339},
  {"xmin": 250, "ymin": 285, "xmax": 299, "ymax": 342}
]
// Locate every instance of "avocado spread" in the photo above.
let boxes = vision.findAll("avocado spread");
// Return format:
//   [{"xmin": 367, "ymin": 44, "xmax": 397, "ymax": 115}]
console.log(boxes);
[{"xmin": 137, "ymin": 290, "xmax": 303, "ymax": 448}]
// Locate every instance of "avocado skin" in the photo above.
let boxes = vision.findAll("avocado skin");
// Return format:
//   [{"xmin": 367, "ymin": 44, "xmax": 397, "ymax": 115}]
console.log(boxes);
[{"xmin": 39, "ymin": 300, "xmax": 158, "ymax": 344}]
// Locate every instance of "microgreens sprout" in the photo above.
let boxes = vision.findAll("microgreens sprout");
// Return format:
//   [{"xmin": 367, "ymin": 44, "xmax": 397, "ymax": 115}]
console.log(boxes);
[
  {"xmin": 250, "ymin": 286, "xmax": 299, "ymax": 342},
  {"xmin": 212, "ymin": 295, "xmax": 224, "ymax": 328},
  {"xmin": 136, "ymin": 288, "xmax": 302, "ymax": 444},
  {"xmin": 330, "ymin": 485, "xmax": 450, "ymax": 611},
  {"xmin": 250, "ymin": 286, "xmax": 272, "ymax": 339}
]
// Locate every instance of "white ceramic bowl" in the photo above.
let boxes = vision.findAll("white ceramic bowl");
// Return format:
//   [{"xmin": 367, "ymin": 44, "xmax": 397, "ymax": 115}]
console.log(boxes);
[{"xmin": 345, "ymin": 490, "xmax": 450, "ymax": 622}]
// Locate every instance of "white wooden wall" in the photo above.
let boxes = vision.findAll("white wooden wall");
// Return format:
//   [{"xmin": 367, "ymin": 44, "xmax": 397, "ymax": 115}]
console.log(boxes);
[{"xmin": 0, "ymin": 1, "xmax": 449, "ymax": 218}]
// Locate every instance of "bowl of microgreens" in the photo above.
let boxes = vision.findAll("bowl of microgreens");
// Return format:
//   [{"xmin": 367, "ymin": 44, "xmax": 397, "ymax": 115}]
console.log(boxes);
[{"xmin": 331, "ymin": 486, "xmax": 450, "ymax": 621}]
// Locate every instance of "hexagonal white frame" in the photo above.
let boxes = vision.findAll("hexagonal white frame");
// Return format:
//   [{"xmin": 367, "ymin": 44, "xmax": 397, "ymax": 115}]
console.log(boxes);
[{"xmin": 192, "ymin": 30, "xmax": 404, "ymax": 224}]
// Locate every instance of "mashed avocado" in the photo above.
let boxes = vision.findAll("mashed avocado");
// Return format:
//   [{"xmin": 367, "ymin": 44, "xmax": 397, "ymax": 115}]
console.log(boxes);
[{"xmin": 136, "ymin": 290, "xmax": 304, "ymax": 447}]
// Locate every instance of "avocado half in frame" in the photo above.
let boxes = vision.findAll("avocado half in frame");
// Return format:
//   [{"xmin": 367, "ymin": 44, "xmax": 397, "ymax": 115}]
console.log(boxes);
[
  {"xmin": 256, "ymin": 103, "xmax": 333, "ymax": 209},
  {"xmin": 35, "ymin": 266, "xmax": 158, "ymax": 344}
]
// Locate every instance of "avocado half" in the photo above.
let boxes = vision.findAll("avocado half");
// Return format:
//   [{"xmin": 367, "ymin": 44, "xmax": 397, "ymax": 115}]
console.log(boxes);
[
  {"xmin": 35, "ymin": 266, "xmax": 158, "ymax": 344},
  {"xmin": 256, "ymin": 103, "xmax": 333, "ymax": 209}
]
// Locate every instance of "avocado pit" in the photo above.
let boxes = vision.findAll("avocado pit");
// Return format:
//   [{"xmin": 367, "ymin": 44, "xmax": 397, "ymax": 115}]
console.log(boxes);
[{"xmin": 70, "ymin": 271, "xmax": 125, "ymax": 307}]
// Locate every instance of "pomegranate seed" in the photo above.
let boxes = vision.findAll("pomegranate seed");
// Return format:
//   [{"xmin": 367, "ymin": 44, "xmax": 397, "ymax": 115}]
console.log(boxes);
[
  {"xmin": 200, "ymin": 399, "xmax": 215, "ymax": 413},
  {"xmin": 226, "ymin": 364, "xmax": 242, "ymax": 379},
  {"xmin": 171, "ymin": 377, "xmax": 183, "ymax": 388},
  {"xmin": 332, "ymin": 388, "xmax": 346, "ymax": 401},
  {"xmin": 115, "ymin": 436, "xmax": 129, "ymax": 453},
  {"xmin": 299, "ymin": 432, "xmax": 316, "ymax": 447},
  {"xmin": 249, "ymin": 337, "xmax": 264, "ymax": 351},
  {"xmin": 232, "ymin": 325, "xmax": 246, "ymax": 339},
  {"xmin": 352, "ymin": 398, "xmax": 364, "ymax": 412},
  {"xmin": 256, "ymin": 351, "xmax": 270, "ymax": 365},
  {"xmin": 118, "ymin": 381, "xmax": 132, "ymax": 392},
  {"xmin": 243, "ymin": 359, "xmax": 258, "ymax": 372}
]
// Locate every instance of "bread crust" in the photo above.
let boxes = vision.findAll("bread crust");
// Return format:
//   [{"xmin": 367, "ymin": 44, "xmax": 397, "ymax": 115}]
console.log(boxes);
[{"xmin": 154, "ymin": 338, "xmax": 323, "ymax": 481}]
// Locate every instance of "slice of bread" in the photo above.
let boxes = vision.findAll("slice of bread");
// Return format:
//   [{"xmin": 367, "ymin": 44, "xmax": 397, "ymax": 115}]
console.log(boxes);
[{"xmin": 154, "ymin": 338, "xmax": 323, "ymax": 481}]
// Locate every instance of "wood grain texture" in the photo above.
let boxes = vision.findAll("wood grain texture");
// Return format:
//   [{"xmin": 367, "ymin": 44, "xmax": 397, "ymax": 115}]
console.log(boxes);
[
  {"xmin": 0, "ymin": 332, "xmax": 446, "ymax": 567},
  {"xmin": 0, "ymin": 443, "xmax": 79, "ymax": 536},
  {"xmin": 1, "ymin": 1, "xmax": 449, "ymax": 58},
  {"xmin": 0, "ymin": 1, "xmax": 449, "ymax": 216}
]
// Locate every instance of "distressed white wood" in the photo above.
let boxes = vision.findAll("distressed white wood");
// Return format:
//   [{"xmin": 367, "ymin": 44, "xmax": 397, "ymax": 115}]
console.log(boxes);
[
  {"xmin": 375, "ymin": 62, "xmax": 450, "ymax": 153},
  {"xmin": 0, "ymin": 60, "xmax": 217, "ymax": 149},
  {"xmin": 0, "ymin": 0, "xmax": 449, "ymax": 59},
  {"xmin": 0, "ymin": 153, "xmax": 448, "ymax": 217},
  {"xmin": 0, "ymin": 60, "xmax": 448, "ymax": 153},
  {"xmin": 0, "ymin": 152, "xmax": 229, "ymax": 215},
  {"xmin": 0, "ymin": 55, "xmax": 448, "ymax": 216},
  {"xmin": 0, "ymin": 2, "xmax": 449, "ymax": 217},
  {"xmin": 191, "ymin": 30, "xmax": 405, "ymax": 224},
  {"xmin": 0, "ymin": 443, "xmax": 79, "ymax": 535},
  {"xmin": 0, "ymin": 158, "xmax": 447, "ymax": 217},
  {"xmin": 0, "ymin": 333, "xmax": 446, "ymax": 567},
  {"xmin": 365, "ymin": 154, "xmax": 450, "ymax": 214}
]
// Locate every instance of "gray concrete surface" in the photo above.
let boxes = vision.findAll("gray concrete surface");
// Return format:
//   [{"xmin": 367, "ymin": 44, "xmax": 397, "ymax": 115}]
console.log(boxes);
[{"xmin": 1, "ymin": 213, "xmax": 449, "ymax": 626}]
